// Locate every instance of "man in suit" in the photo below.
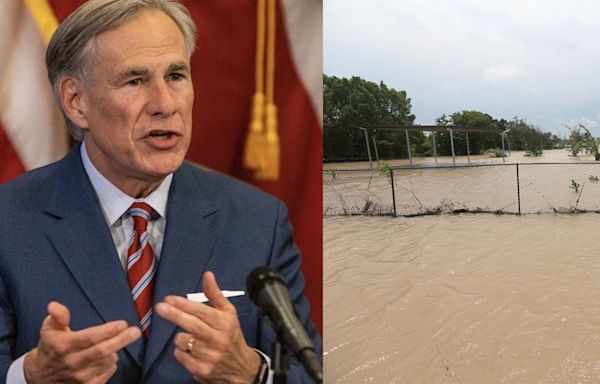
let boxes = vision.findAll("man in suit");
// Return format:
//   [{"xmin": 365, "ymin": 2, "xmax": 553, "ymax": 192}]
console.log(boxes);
[{"xmin": 0, "ymin": 0, "xmax": 321, "ymax": 382}]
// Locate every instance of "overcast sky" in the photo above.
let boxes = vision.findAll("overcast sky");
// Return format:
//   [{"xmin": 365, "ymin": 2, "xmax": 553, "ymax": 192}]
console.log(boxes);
[{"xmin": 324, "ymin": 0, "xmax": 600, "ymax": 137}]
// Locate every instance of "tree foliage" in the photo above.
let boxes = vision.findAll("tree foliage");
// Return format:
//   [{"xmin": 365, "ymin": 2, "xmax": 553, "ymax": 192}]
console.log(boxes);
[
  {"xmin": 323, "ymin": 74, "xmax": 415, "ymax": 161},
  {"xmin": 432, "ymin": 111, "xmax": 499, "ymax": 156},
  {"xmin": 565, "ymin": 123, "xmax": 600, "ymax": 160},
  {"xmin": 504, "ymin": 118, "xmax": 554, "ymax": 156},
  {"xmin": 323, "ymin": 74, "xmax": 564, "ymax": 162}
]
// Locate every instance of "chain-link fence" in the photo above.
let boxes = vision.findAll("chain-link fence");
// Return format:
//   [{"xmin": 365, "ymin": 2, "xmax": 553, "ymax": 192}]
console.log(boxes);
[{"xmin": 323, "ymin": 163, "xmax": 600, "ymax": 216}]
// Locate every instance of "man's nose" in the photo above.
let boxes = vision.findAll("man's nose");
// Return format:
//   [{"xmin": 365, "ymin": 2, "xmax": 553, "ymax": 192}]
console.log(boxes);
[{"xmin": 147, "ymin": 79, "xmax": 177, "ymax": 117}]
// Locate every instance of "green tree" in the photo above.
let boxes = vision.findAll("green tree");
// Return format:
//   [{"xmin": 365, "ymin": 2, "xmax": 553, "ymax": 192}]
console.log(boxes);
[
  {"xmin": 323, "ymin": 74, "xmax": 415, "ymax": 161},
  {"xmin": 504, "ymin": 117, "xmax": 546, "ymax": 155},
  {"xmin": 433, "ymin": 111, "xmax": 499, "ymax": 156},
  {"xmin": 565, "ymin": 123, "xmax": 600, "ymax": 160}
]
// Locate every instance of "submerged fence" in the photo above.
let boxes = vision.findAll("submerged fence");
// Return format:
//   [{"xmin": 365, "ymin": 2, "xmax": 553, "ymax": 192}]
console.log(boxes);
[{"xmin": 323, "ymin": 163, "xmax": 600, "ymax": 216}]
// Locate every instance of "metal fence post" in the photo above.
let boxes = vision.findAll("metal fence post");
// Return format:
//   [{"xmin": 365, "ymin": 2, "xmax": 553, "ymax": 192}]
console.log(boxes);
[
  {"xmin": 390, "ymin": 168, "xmax": 397, "ymax": 217},
  {"xmin": 516, "ymin": 163, "xmax": 521, "ymax": 215}
]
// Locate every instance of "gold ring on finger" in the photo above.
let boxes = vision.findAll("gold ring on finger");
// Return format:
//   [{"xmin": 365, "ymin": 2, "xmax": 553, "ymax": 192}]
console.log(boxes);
[{"xmin": 187, "ymin": 336, "xmax": 196, "ymax": 354}]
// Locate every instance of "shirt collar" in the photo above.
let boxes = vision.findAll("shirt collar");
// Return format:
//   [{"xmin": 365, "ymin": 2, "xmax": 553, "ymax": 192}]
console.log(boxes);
[{"xmin": 80, "ymin": 142, "xmax": 172, "ymax": 226}]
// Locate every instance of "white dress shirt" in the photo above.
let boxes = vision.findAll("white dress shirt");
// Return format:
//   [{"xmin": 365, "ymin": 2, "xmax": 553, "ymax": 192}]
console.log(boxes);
[{"xmin": 80, "ymin": 143, "xmax": 171, "ymax": 269}]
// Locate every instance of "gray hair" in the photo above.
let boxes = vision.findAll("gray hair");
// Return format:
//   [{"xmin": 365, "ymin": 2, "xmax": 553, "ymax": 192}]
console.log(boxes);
[{"xmin": 46, "ymin": 0, "xmax": 197, "ymax": 140}]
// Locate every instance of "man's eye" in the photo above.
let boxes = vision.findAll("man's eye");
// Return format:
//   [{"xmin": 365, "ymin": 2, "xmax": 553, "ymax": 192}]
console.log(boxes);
[
  {"xmin": 169, "ymin": 73, "xmax": 184, "ymax": 81},
  {"xmin": 127, "ymin": 78, "xmax": 142, "ymax": 86}
]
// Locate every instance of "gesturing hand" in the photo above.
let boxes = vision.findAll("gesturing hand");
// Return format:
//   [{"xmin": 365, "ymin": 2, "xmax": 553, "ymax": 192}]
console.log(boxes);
[
  {"xmin": 155, "ymin": 272, "xmax": 261, "ymax": 383},
  {"xmin": 23, "ymin": 301, "xmax": 141, "ymax": 384}
]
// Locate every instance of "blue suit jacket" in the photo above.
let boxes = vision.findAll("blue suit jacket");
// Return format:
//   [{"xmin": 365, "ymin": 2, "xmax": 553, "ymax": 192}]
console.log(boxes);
[{"xmin": 0, "ymin": 146, "xmax": 321, "ymax": 383}]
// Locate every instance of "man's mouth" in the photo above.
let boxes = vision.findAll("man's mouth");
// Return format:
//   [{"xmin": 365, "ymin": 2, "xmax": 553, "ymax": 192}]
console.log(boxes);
[{"xmin": 149, "ymin": 131, "xmax": 176, "ymax": 139}]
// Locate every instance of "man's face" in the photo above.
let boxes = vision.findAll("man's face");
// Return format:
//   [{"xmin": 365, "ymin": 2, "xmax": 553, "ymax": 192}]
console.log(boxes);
[{"xmin": 79, "ymin": 10, "xmax": 193, "ymax": 195}]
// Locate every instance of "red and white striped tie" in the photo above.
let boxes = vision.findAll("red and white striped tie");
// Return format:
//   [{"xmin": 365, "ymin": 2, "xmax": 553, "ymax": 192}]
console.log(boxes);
[{"xmin": 126, "ymin": 202, "xmax": 157, "ymax": 338}]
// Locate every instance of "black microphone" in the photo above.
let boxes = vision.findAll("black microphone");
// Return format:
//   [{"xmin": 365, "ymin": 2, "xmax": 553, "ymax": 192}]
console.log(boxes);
[{"xmin": 246, "ymin": 266, "xmax": 323, "ymax": 383}]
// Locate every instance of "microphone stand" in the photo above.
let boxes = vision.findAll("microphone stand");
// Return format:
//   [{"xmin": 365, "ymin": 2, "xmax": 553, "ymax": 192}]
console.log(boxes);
[{"xmin": 272, "ymin": 341, "xmax": 289, "ymax": 384}]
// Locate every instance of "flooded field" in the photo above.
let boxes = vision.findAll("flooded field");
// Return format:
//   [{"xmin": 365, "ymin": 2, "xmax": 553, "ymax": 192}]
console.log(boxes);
[
  {"xmin": 324, "ymin": 213, "xmax": 600, "ymax": 383},
  {"xmin": 325, "ymin": 149, "xmax": 598, "ymax": 169},
  {"xmin": 324, "ymin": 150, "xmax": 600, "ymax": 216}
]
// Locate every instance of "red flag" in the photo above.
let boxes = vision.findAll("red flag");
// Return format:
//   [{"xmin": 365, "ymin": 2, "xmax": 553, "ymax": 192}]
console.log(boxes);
[
  {"xmin": 4, "ymin": 0, "xmax": 322, "ymax": 332},
  {"xmin": 184, "ymin": 1, "xmax": 323, "ymax": 332}
]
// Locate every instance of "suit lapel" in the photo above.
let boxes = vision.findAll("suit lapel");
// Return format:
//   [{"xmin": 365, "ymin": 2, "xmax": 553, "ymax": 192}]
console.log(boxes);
[
  {"xmin": 44, "ymin": 147, "xmax": 144, "ymax": 365},
  {"xmin": 143, "ymin": 164, "xmax": 218, "ymax": 374}
]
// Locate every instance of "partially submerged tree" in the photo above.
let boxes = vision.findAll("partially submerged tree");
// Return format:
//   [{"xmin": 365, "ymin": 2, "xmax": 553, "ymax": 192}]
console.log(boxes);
[
  {"xmin": 505, "ymin": 118, "xmax": 547, "ymax": 156},
  {"xmin": 564, "ymin": 123, "xmax": 600, "ymax": 160}
]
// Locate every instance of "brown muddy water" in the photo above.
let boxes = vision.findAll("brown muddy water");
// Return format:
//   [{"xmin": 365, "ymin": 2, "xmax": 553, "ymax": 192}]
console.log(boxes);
[{"xmin": 324, "ymin": 213, "xmax": 600, "ymax": 383}]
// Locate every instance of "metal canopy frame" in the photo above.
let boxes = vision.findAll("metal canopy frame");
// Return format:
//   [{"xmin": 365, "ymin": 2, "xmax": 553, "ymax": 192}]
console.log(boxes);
[{"xmin": 353, "ymin": 125, "xmax": 504, "ymax": 167}]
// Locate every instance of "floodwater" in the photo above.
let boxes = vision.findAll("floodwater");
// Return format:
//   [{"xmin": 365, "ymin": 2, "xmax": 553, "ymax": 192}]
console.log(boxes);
[
  {"xmin": 325, "ymin": 149, "xmax": 598, "ymax": 169},
  {"xmin": 324, "ymin": 212, "xmax": 600, "ymax": 383},
  {"xmin": 324, "ymin": 149, "xmax": 600, "ymax": 217}
]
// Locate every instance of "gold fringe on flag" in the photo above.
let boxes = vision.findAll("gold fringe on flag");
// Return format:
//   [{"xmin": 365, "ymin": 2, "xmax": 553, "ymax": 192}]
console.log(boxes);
[
  {"xmin": 244, "ymin": 0, "xmax": 267, "ymax": 171},
  {"xmin": 259, "ymin": 103, "xmax": 279, "ymax": 180},
  {"xmin": 24, "ymin": 0, "xmax": 59, "ymax": 45},
  {"xmin": 244, "ymin": 0, "xmax": 279, "ymax": 181},
  {"xmin": 257, "ymin": 0, "xmax": 279, "ymax": 180}
]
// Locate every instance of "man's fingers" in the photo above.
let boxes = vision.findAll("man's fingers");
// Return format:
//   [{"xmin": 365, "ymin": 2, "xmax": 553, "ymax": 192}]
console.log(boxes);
[
  {"xmin": 83, "ymin": 325, "xmax": 141, "ymax": 358},
  {"xmin": 28, "ymin": 301, "xmax": 140, "ymax": 383},
  {"xmin": 45, "ymin": 301, "xmax": 71, "ymax": 330},
  {"xmin": 89, "ymin": 326, "xmax": 141, "ymax": 357},
  {"xmin": 162, "ymin": 295, "xmax": 209, "ymax": 317},
  {"xmin": 173, "ymin": 346, "xmax": 208, "ymax": 378},
  {"xmin": 66, "ymin": 320, "xmax": 133, "ymax": 351},
  {"xmin": 202, "ymin": 271, "xmax": 229, "ymax": 309},
  {"xmin": 41, "ymin": 311, "xmax": 133, "ymax": 354},
  {"xmin": 67, "ymin": 326, "xmax": 141, "ymax": 367},
  {"xmin": 155, "ymin": 300, "xmax": 214, "ymax": 336},
  {"xmin": 172, "ymin": 332, "xmax": 216, "ymax": 356}
]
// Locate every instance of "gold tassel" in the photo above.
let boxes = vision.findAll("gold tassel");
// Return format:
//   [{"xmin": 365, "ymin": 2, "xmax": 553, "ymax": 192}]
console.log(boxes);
[
  {"xmin": 256, "ymin": 0, "xmax": 279, "ymax": 180},
  {"xmin": 258, "ymin": 103, "xmax": 279, "ymax": 180},
  {"xmin": 244, "ymin": 0, "xmax": 267, "ymax": 170},
  {"xmin": 245, "ymin": 0, "xmax": 279, "ymax": 180},
  {"xmin": 244, "ymin": 93, "xmax": 266, "ymax": 169}
]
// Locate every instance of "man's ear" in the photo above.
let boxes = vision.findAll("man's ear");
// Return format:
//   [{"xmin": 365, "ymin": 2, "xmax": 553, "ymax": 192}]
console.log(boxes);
[{"xmin": 58, "ymin": 76, "xmax": 89, "ymax": 128}]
